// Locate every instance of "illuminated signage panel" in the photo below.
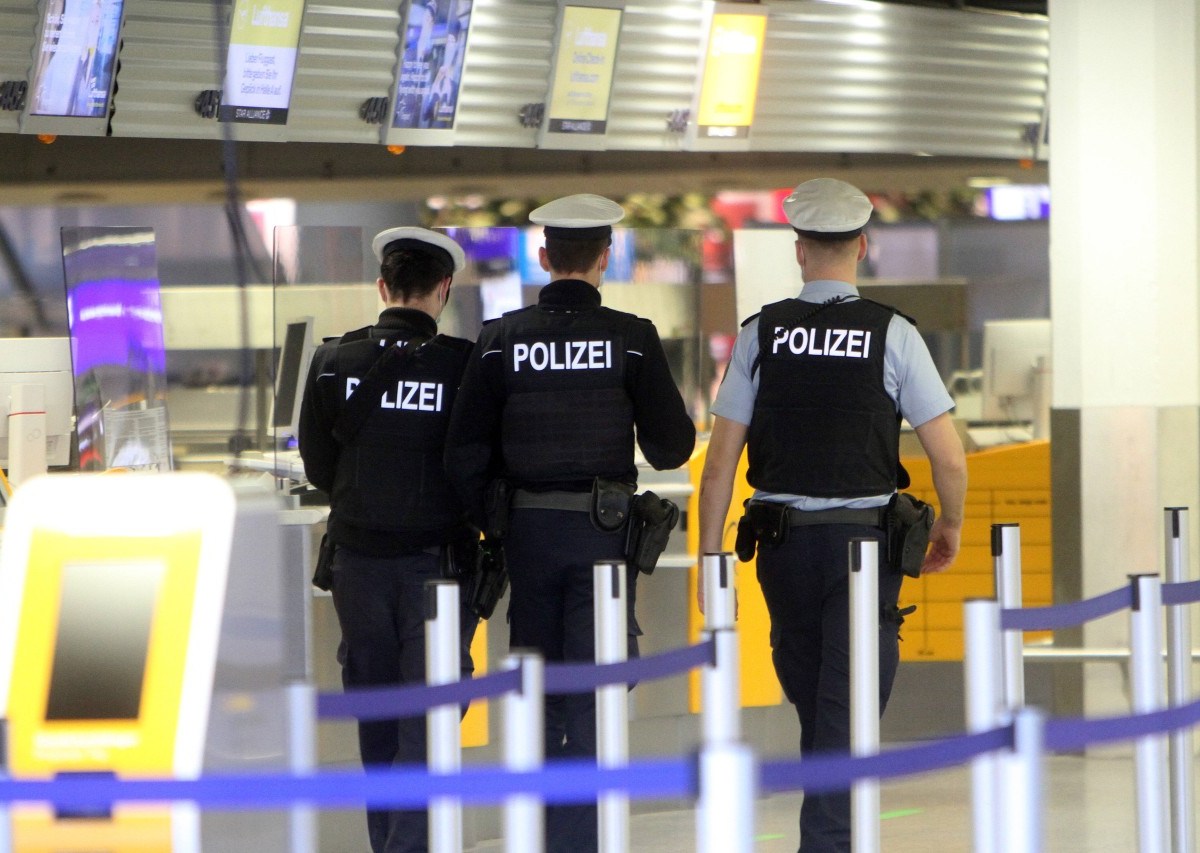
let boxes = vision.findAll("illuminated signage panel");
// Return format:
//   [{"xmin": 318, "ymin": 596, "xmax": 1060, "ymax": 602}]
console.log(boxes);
[
  {"xmin": 27, "ymin": 0, "xmax": 125, "ymax": 120},
  {"xmin": 544, "ymin": 5, "xmax": 622, "ymax": 137},
  {"xmin": 696, "ymin": 10, "xmax": 767, "ymax": 140},
  {"xmin": 391, "ymin": 0, "xmax": 475, "ymax": 132},
  {"xmin": 219, "ymin": 0, "xmax": 306, "ymax": 124}
]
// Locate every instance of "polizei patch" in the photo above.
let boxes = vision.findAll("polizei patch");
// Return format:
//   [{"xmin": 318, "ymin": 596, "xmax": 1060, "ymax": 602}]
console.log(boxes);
[
  {"xmin": 771, "ymin": 326, "xmax": 872, "ymax": 359},
  {"xmin": 511, "ymin": 340, "xmax": 613, "ymax": 372}
]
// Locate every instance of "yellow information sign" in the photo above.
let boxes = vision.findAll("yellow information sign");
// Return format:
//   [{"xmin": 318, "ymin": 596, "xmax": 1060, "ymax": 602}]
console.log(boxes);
[
  {"xmin": 545, "ymin": 5, "xmax": 623, "ymax": 136},
  {"xmin": 696, "ymin": 9, "xmax": 767, "ymax": 140}
]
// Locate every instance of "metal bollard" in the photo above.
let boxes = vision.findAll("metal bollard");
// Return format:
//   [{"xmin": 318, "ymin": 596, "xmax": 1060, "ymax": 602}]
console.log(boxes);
[
  {"xmin": 285, "ymin": 681, "xmax": 317, "ymax": 853},
  {"xmin": 701, "ymin": 628, "xmax": 740, "ymax": 745},
  {"xmin": 849, "ymin": 538, "xmax": 880, "ymax": 853},
  {"xmin": 594, "ymin": 560, "xmax": 629, "ymax": 853},
  {"xmin": 696, "ymin": 741, "xmax": 756, "ymax": 853},
  {"xmin": 992, "ymin": 524, "xmax": 1025, "ymax": 710},
  {"xmin": 1164, "ymin": 507, "xmax": 1194, "ymax": 853},
  {"xmin": 701, "ymin": 552, "xmax": 737, "ymax": 631},
  {"xmin": 503, "ymin": 652, "xmax": 545, "ymax": 853},
  {"xmin": 425, "ymin": 581, "xmax": 463, "ymax": 853},
  {"xmin": 1129, "ymin": 574, "xmax": 1169, "ymax": 853},
  {"xmin": 964, "ymin": 599, "xmax": 1004, "ymax": 853},
  {"xmin": 1002, "ymin": 707, "xmax": 1045, "ymax": 853}
]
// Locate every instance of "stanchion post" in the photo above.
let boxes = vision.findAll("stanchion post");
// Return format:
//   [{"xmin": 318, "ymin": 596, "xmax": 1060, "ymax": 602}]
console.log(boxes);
[
  {"xmin": 425, "ymin": 580, "xmax": 463, "ymax": 853},
  {"xmin": 701, "ymin": 552, "xmax": 736, "ymax": 631},
  {"xmin": 992, "ymin": 524, "xmax": 1025, "ymax": 710},
  {"xmin": 594, "ymin": 560, "xmax": 629, "ymax": 853},
  {"xmin": 696, "ymin": 741, "xmax": 756, "ymax": 853},
  {"xmin": 701, "ymin": 628, "xmax": 740, "ymax": 745},
  {"xmin": 0, "ymin": 719, "xmax": 9, "ymax": 853},
  {"xmin": 1164, "ymin": 507, "xmax": 1195, "ymax": 853},
  {"xmin": 849, "ymin": 538, "xmax": 880, "ymax": 853},
  {"xmin": 1002, "ymin": 707, "xmax": 1045, "ymax": 853},
  {"xmin": 964, "ymin": 598, "xmax": 1004, "ymax": 853},
  {"xmin": 285, "ymin": 681, "xmax": 317, "ymax": 853},
  {"xmin": 503, "ymin": 652, "xmax": 544, "ymax": 853},
  {"xmin": 1129, "ymin": 573, "xmax": 1169, "ymax": 853}
]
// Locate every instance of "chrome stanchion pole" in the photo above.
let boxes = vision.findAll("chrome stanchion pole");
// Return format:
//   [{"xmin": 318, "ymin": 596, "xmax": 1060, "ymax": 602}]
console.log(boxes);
[
  {"xmin": 426, "ymin": 581, "xmax": 463, "ymax": 853},
  {"xmin": 964, "ymin": 598, "xmax": 1004, "ymax": 853},
  {"xmin": 696, "ymin": 741, "xmax": 756, "ymax": 853},
  {"xmin": 1002, "ymin": 707, "xmax": 1045, "ymax": 853},
  {"xmin": 702, "ymin": 628, "xmax": 740, "ymax": 746},
  {"xmin": 594, "ymin": 560, "xmax": 628, "ymax": 853},
  {"xmin": 701, "ymin": 552, "xmax": 736, "ymax": 631},
  {"xmin": 1129, "ymin": 573, "xmax": 1169, "ymax": 853},
  {"xmin": 992, "ymin": 524, "xmax": 1025, "ymax": 710},
  {"xmin": 850, "ymin": 538, "xmax": 880, "ymax": 853},
  {"xmin": 503, "ymin": 652, "xmax": 544, "ymax": 853},
  {"xmin": 0, "ymin": 719, "xmax": 9, "ymax": 853},
  {"xmin": 285, "ymin": 681, "xmax": 317, "ymax": 853},
  {"xmin": 1164, "ymin": 507, "xmax": 1194, "ymax": 853}
]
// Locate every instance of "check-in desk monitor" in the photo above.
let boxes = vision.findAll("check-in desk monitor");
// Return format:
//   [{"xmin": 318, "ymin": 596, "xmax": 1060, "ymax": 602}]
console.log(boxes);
[{"xmin": 271, "ymin": 317, "xmax": 314, "ymax": 443}]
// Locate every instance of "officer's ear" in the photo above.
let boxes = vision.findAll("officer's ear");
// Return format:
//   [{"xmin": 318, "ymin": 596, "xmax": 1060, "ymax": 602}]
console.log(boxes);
[
  {"xmin": 794, "ymin": 239, "xmax": 806, "ymax": 269},
  {"xmin": 598, "ymin": 245, "xmax": 610, "ymax": 273},
  {"xmin": 538, "ymin": 246, "xmax": 551, "ymax": 273},
  {"xmin": 856, "ymin": 233, "xmax": 868, "ymax": 262},
  {"xmin": 376, "ymin": 277, "xmax": 389, "ymax": 304}
]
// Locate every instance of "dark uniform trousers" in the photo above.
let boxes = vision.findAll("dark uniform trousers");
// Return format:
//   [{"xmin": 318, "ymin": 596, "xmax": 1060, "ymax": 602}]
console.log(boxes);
[
  {"xmin": 504, "ymin": 507, "xmax": 640, "ymax": 853},
  {"xmin": 330, "ymin": 546, "xmax": 478, "ymax": 853},
  {"xmin": 755, "ymin": 522, "xmax": 905, "ymax": 853}
]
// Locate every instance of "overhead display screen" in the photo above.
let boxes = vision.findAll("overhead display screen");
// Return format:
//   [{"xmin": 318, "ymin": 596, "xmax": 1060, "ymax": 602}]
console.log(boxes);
[
  {"xmin": 391, "ymin": 0, "xmax": 474, "ymax": 132},
  {"xmin": 692, "ymin": 6, "xmax": 767, "ymax": 145},
  {"xmin": 543, "ymin": 5, "xmax": 622, "ymax": 138},
  {"xmin": 28, "ymin": 0, "xmax": 125, "ymax": 118},
  {"xmin": 219, "ymin": 0, "xmax": 306, "ymax": 124}
]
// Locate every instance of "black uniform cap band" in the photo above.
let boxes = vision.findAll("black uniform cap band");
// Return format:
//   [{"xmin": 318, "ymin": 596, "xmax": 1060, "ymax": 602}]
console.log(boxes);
[
  {"xmin": 380, "ymin": 238, "xmax": 455, "ymax": 272},
  {"xmin": 543, "ymin": 225, "xmax": 613, "ymax": 242},
  {"xmin": 793, "ymin": 227, "xmax": 864, "ymax": 242}
]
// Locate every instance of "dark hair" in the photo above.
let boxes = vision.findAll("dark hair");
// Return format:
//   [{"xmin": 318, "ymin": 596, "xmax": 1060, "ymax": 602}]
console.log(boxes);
[
  {"xmin": 544, "ymin": 236, "xmax": 609, "ymax": 275},
  {"xmin": 796, "ymin": 233, "xmax": 860, "ymax": 259},
  {"xmin": 379, "ymin": 248, "xmax": 452, "ymax": 300}
]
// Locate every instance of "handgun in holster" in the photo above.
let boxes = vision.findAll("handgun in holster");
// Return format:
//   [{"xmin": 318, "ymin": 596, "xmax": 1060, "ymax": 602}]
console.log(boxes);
[
  {"xmin": 467, "ymin": 539, "xmax": 508, "ymax": 620},
  {"xmin": 886, "ymin": 492, "xmax": 935, "ymax": 578},
  {"xmin": 312, "ymin": 531, "xmax": 336, "ymax": 591},
  {"xmin": 624, "ymin": 491, "xmax": 681, "ymax": 575}
]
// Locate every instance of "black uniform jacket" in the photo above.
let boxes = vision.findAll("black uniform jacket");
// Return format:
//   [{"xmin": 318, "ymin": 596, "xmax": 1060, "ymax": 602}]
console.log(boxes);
[{"xmin": 443, "ymin": 279, "xmax": 696, "ymax": 529}]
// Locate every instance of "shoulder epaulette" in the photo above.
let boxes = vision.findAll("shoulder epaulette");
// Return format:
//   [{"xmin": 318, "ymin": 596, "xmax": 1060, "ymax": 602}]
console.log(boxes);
[
  {"xmin": 336, "ymin": 325, "xmax": 374, "ymax": 346},
  {"xmin": 856, "ymin": 297, "xmax": 917, "ymax": 327},
  {"xmin": 740, "ymin": 311, "xmax": 762, "ymax": 328}
]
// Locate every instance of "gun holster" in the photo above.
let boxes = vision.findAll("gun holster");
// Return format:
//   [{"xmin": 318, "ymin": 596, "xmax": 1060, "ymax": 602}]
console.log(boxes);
[
  {"xmin": 590, "ymin": 477, "xmax": 635, "ymax": 533},
  {"xmin": 468, "ymin": 540, "xmax": 509, "ymax": 620},
  {"xmin": 440, "ymin": 534, "xmax": 481, "ymax": 581},
  {"xmin": 886, "ymin": 492, "xmax": 935, "ymax": 578},
  {"xmin": 312, "ymin": 531, "xmax": 336, "ymax": 592},
  {"xmin": 624, "ymin": 491, "xmax": 680, "ymax": 575}
]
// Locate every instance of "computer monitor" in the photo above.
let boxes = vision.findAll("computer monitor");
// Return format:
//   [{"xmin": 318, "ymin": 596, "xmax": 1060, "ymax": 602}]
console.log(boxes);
[
  {"xmin": 980, "ymin": 318, "xmax": 1051, "ymax": 422},
  {"xmin": 272, "ymin": 318, "xmax": 314, "ymax": 441},
  {"xmin": 0, "ymin": 337, "xmax": 75, "ymax": 468}
]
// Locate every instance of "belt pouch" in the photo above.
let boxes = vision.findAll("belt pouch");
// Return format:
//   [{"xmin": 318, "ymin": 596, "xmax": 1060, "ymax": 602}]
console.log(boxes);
[
  {"xmin": 747, "ymin": 501, "xmax": 789, "ymax": 548},
  {"xmin": 591, "ymin": 477, "xmax": 635, "ymax": 532},
  {"xmin": 312, "ymin": 531, "xmax": 336, "ymax": 591}
]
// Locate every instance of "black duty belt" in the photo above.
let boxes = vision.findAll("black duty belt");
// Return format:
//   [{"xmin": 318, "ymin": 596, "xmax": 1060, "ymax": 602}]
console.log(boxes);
[
  {"xmin": 511, "ymin": 489, "xmax": 592, "ymax": 512},
  {"xmin": 787, "ymin": 506, "xmax": 886, "ymax": 528}
]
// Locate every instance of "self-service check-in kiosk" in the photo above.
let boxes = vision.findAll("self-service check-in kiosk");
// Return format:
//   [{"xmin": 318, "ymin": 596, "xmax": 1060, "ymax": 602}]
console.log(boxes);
[{"xmin": 0, "ymin": 472, "xmax": 303, "ymax": 852}]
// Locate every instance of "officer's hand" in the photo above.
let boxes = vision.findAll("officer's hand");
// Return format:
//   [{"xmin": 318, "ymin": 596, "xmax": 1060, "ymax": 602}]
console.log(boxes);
[{"xmin": 921, "ymin": 517, "xmax": 961, "ymax": 575}]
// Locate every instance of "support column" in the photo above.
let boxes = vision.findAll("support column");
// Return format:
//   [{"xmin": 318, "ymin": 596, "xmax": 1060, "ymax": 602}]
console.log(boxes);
[{"xmin": 1049, "ymin": 0, "xmax": 1200, "ymax": 716}]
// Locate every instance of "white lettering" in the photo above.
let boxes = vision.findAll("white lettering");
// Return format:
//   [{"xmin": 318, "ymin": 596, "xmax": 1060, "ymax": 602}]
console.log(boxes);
[
  {"xmin": 507, "ymin": 340, "xmax": 614, "ymax": 372},
  {"xmin": 845, "ymin": 329, "xmax": 863, "ymax": 358},
  {"xmin": 513, "ymin": 342, "xmax": 529, "ymax": 371},
  {"xmin": 381, "ymin": 381, "xmax": 446, "ymax": 412},
  {"xmin": 776, "ymin": 327, "xmax": 873, "ymax": 359},
  {"xmin": 772, "ymin": 326, "xmax": 788, "ymax": 354},
  {"xmin": 345, "ymin": 377, "xmax": 360, "ymax": 399},
  {"xmin": 530, "ymin": 342, "xmax": 549, "ymax": 371},
  {"xmin": 828, "ymin": 328, "xmax": 846, "ymax": 356}
]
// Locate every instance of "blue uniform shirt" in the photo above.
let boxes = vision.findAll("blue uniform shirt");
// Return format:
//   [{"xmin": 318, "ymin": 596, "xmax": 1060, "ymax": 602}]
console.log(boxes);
[{"xmin": 711, "ymin": 279, "xmax": 954, "ymax": 510}]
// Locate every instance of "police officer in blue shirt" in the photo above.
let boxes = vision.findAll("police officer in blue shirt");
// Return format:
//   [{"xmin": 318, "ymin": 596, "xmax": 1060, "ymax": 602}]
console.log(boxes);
[
  {"xmin": 298, "ymin": 227, "xmax": 479, "ymax": 853},
  {"xmin": 445, "ymin": 194, "xmax": 695, "ymax": 853},
  {"xmin": 698, "ymin": 179, "xmax": 968, "ymax": 853}
]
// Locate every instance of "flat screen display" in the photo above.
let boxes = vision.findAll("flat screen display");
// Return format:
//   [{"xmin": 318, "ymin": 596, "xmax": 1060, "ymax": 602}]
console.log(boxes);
[
  {"xmin": 695, "ymin": 9, "xmax": 767, "ymax": 140},
  {"xmin": 28, "ymin": 0, "xmax": 125, "ymax": 118},
  {"xmin": 219, "ymin": 0, "xmax": 306, "ymax": 124},
  {"xmin": 45, "ymin": 561, "xmax": 163, "ymax": 721},
  {"xmin": 391, "ymin": 0, "xmax": 474, "ymax": 131},
  {"xmin": 544, "ymin": 5, "xmax": 622, "ymax": 136}
]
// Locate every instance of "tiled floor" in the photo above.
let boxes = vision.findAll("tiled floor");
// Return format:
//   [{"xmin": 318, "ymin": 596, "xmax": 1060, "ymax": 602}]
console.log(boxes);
[{"xmin": 467, "ymin": 752, "xmax": 1150, "ymax": 851}]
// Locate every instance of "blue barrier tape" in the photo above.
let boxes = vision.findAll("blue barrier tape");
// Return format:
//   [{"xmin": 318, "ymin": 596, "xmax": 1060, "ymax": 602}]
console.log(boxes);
[
  {"xmin": 542, "ymin": 639, "xmax": 716, "ymax": 694},
  {"xmin": 1163, "ymin": 579, "xmax": 1200, "ymax": 606},
  {"xmin": 1000, "ymin": 586, "xmax": 1132, "ymax": 632},
  {"xmin": 0, "ymin": 758, "xmax": 695, "ymax": 811},
  {"xmin": 759, "ymin": 726, "xmax": 1014, "ymax": 795},
  {"xmin": 1045, "ymin": 695, "xmax": 1200, "ymax": 753},
  {"xmin": 317, "ymin": 668, "xmax": 522, "ymax": 721}
]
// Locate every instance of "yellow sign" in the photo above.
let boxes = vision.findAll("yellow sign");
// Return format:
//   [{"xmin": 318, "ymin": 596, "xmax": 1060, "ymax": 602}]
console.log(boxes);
[
  {"xmin": 696, "ymin": 11, "xmax": 767, "ymax": 139},
  {"xmin": 546, "ymin": 6, "xmax": 623, "ymax": 135}
]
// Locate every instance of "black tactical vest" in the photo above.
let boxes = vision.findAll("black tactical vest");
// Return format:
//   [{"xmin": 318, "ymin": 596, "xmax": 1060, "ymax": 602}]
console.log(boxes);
[
  {"xmin": 330, "ymin": 327, "xmax": 471, "ymax": 544},
  {"xmin": 497, "ymin": 305, "xmax": 635, "ymax": 484},
  {"xmin": 747, "ymin": 297, "xmax": 902, "ymax": 498}
]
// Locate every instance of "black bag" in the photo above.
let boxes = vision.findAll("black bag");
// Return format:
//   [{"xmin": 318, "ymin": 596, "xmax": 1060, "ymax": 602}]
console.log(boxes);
[
  {"xmin": 887, "ymin": 493, "xmax": 935, "ymax": 578},
  {"xmin": 467, "ymin": 539, "xmax": 508, "ymax": 620},
  {"xmin": 624, "ymin": 491, "xmax": 680, "ymax": 575},
  {"xmin": 312, "ymin": 531, "xmax": 336, "ymax": 591}
]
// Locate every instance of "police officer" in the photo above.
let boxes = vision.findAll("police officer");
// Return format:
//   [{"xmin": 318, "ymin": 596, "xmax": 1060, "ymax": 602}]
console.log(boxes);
[
  {"xmin": 698, "ymin": 179, "xmax": 968, "ymax": 853},
  {"xmin": 444, "ymin": 194, "xmax": 695, "ymax": 853},
  {"xmin": 298, "ymin": 227, "xmax": 478, "ymax": 853}
]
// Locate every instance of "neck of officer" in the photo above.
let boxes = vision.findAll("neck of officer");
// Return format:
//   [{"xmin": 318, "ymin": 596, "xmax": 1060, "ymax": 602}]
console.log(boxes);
[
  {"xmin": 384, "ymin": 291, "xmax": 443, "ymax": 322},
  {"xmin": 550, "ymin": 265, "xmax": 603, "ymax": 287}
]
